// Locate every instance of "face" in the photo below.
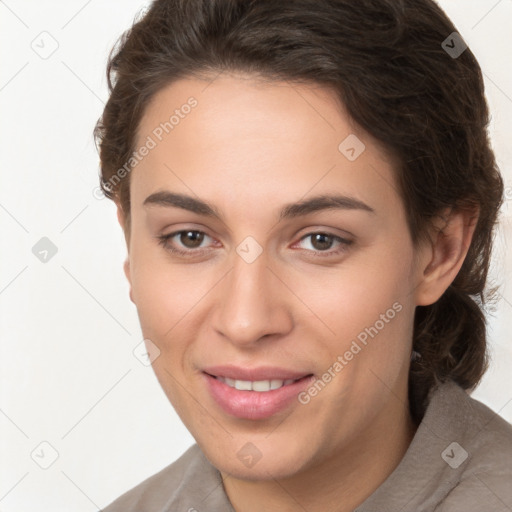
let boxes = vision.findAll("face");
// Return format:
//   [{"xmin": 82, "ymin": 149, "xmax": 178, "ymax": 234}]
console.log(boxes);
[{"xmin": 121, "ymin": 73, "xmax": 425, "ymax": 480}]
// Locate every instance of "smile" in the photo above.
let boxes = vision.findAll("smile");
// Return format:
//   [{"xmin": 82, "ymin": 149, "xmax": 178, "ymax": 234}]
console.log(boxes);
[
  {"xmin": 213, "ymin": 376, "xmax": 301, "ymax": 392},
  {"xmin": 203, "ymin": 371, "xmax": 316, "ymax": 420}
]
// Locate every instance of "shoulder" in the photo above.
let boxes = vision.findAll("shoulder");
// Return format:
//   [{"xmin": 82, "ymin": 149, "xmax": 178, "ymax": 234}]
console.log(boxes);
[
  {"xmin": 101, "ymin": 443, "xmax": 229, "ymax": 512},
  {"xmin": 436, "ymin": 383, "xmax": 512, "ymax": 511},
  {"xmin": 355, "ymin": 380, "xmax": 512, "ymax": 512}
]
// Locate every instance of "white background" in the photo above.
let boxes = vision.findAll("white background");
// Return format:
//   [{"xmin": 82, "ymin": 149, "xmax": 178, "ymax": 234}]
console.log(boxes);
[{"xmin": 0, "ymin": 1, "xmax": 511, "ymax": 510}]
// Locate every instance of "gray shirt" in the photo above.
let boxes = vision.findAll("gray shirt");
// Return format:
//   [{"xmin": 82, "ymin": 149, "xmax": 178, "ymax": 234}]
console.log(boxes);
[{"xmin": 102, "ymin": 381, "xmax": 512, "ymax": 511}]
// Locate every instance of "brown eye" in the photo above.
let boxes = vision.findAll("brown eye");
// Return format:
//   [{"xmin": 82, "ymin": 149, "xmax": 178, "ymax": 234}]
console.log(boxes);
[
  {"xmin": 179, "ymin": 230, "xmax": 205, "ymax": 248},
  {"xmin": 309, "ymin": 233, "xmax": 335, "ymax": 251},
  {"xmin": 156, "ymin": 230, "xmax": 213, "ymax": 257},
  {"xmin": 296, "ymin": 232, "xmax": 353, "ymax": 258}
]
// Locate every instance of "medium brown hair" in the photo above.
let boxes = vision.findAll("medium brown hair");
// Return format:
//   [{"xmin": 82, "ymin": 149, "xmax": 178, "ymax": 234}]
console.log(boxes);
[{"xmin": 94, "ymin": 0, "xmax": 504, "ymax": 422}]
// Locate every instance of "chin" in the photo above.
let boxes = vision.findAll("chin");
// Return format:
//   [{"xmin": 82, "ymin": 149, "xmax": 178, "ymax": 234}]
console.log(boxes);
[{"xmin": 200, "ymin": 435, "xmax": 314, "ymax": 481}]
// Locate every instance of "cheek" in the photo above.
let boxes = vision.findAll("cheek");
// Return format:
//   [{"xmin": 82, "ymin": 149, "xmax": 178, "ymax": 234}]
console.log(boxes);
[
  {"xmin": 304, "ymin": 248, "xmax": 412, "ymax": 333},
  {"xmin": 129, "ymin": 245, "xmax": 199, "ymax": 348},
  {"xmin": 299, "ymin": 246, "xmax": 415, "ymax": 380}
]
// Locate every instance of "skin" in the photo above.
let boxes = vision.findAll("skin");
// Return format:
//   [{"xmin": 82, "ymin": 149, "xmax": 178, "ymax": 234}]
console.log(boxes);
[{"xmin": 116, "ymin": 73, "xmax": 478, "ymax": 512}]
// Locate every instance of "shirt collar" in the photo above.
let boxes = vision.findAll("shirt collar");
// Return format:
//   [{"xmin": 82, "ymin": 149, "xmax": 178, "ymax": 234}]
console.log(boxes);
[{"xmin": 354, "ymin": 380, "xmax": 473, "ymax": 511}]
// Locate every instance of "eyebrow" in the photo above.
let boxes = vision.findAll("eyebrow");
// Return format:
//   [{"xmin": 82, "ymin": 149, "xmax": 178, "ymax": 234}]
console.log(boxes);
[{"xmin": 143, "ymin": 191, "xmax": 376, "ymax": 220}]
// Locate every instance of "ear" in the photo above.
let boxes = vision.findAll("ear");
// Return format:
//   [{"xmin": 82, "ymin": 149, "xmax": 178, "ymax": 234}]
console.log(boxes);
[
  {"xmin": 116, "ymin": 202, "xmax": 134, "ymax": 303},
  {"xmin": 414, "ymin": 205, "xmax": 479, "ymax": 306}
]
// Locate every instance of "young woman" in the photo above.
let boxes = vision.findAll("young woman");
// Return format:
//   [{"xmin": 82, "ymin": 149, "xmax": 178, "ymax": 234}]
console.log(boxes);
[{"xmin": 95, "ymin": 0, "xmax": 512, "ymax": 510}]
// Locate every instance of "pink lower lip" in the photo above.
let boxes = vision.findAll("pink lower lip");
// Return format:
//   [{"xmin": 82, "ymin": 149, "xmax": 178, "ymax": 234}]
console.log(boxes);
[{"xmin": 203, "ymin": 372, "xmax": 315, "ymax": 420}]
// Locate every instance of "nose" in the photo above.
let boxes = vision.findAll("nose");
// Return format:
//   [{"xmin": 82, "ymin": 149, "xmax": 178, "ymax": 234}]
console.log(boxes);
[{"xmin": 212, "ymin": 249, "xmax": 293, "ymax": 347}]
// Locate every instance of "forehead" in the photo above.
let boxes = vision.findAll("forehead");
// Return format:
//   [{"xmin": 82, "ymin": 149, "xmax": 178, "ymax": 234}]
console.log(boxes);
[
  {"xmin": 137, "ymin": 73, "xmax": 357, "ymax": 151},
  {"xmin": 131, "ymin": 74, "xmax": 402, "ymax": 221}
]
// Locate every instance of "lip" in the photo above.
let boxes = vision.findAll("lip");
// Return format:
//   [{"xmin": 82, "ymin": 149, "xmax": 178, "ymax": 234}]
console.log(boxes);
[
  {"xmin": 202, "ymin": 364, "xmax": 311, "ymax": 381},
  {"xmin": 202, "ymin": 368, "xmax": 315, "ymax": 420}
]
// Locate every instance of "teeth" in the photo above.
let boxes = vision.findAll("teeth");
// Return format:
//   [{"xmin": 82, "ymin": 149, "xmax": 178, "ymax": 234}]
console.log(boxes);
[
  {"xmin": 235, "ymin": 380, "xmax": 252, "ymax": 391},
  {"xmin": 217, "ymin": 377, "xmax": 298, "ymax": 392},
  {"xmin": 253, "ymin": 380, "xmax": 271, "ymax": 391}
]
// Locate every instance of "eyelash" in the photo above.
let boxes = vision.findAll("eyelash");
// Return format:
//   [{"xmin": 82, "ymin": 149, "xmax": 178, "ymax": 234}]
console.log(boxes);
[{"xmin": 156, "ymin": 230, "xmax": 353, "ymax": 258}]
